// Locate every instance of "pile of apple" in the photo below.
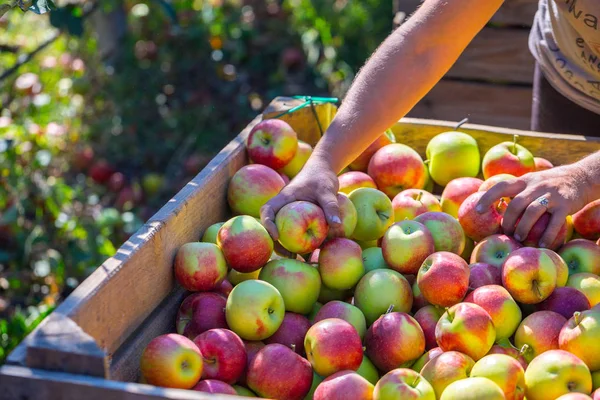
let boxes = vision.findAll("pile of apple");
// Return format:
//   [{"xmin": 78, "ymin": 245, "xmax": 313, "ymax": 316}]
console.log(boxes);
[{"xmin": 139, "ymin": 118, "xmax": 600, "ymax": 400}]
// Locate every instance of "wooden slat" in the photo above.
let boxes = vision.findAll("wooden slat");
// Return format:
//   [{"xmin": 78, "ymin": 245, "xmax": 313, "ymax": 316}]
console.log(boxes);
[
  {"xmin": 408, "ymin": 80, "xmax": 533, "ymax": 130},
  {"xmin": 447, "ymin": 28, "xmax": 534, "ymax": 84},
  {"xmin": 393, "ymin": 118, "xmax": 600, "ymax": 167},
  {"xmin": 489, "ymin": 0, "xmax": 538, "ymax": 27}
]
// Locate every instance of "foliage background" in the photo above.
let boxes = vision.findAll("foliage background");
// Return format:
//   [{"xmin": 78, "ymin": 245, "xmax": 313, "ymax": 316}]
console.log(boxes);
[{"xmin": 0, "ymin": 0, "xmax": 393, "ymax": 362}]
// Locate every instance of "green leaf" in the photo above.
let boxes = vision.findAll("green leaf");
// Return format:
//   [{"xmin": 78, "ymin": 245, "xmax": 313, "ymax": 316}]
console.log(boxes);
[
  {"xmin": 28, "ymin": 0, "xmax": 56, "ymax": 14},
  {"xmin": 49, "ymin": 5, "xmax": 83, "ymax": 36}
]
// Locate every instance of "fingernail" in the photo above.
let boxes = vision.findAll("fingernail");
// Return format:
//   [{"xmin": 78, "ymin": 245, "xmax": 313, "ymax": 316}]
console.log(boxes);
[
  {"xmin": 476, "ymin": 204, "xmax": 483, "ymax": 213},
  {"xmin": 330, "ymin": 215, "xmax": 342, "ymax": 224},
  {"xmin": 514, "ymin": 234, "xmax": 521, "ymax": 241}
]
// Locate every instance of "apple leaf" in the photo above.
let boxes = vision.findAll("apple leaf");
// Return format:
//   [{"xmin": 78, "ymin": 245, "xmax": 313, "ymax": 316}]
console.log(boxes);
[{"xmin": 27, "ymin": 0, "xmax": 56, "ymax": 14}]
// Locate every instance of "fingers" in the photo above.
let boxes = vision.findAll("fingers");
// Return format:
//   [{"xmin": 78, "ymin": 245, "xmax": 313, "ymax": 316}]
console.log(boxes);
[
  {"xmin": 501, "ymin": 190, "xmax": 538, "ymax": 236},
  {"xmin": 513, "ymin": 196, "xmax": 549, "ymax": 242},
  {"xmin": 316, "ymin": 191, "xmax": 343, "ymax": 237},
  {"xmin": 260, "ymin": 192, "xmax": 296, "ymax": 241},
  {"xmin": 477, "ymin": 179, "xmax": 527, "ymax": 214},
  {"xmin": 539, "ymin": 210, "xmax": 568, "ymax": 249}
]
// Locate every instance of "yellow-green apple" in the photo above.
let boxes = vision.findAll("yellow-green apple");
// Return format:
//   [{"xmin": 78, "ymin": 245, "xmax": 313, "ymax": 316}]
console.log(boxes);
[
  {"xmin": 594, "ymin": 370, "xmax": 600, "ymax": 391},
  {"xmin": 411, "ymin": 347, "xmax": 444, "ymax": 373},
  {"xmin": 514, "ymin": 310, "xmax": 567, "ymax": 363},
  {"xmin": 487, "ymin": 343, "xmax": 528, "ymax": 370},
  {"xmin": 228, "ymin": 268, "xmax": 261, "ymax": 286},
  {"xmin": 525, "ymin": 350, "xmax": 592, "ymax": 400},
  {"xmin": 355, "ymin": 238, "xmax": 379, "ymax": 250},
  {"xmin": 374, "ymin": 368, "xmax": 435, "ymax": 400},
  {"xmin": 193, "ymin": 380, "xmax": 237, "ymax": 394},
  {"xmin": 338, "ymin": 171, "xmax": 377, "ymax": 195},
  {"xmin": 458, "ymin": 191, "xmax": 503, "ymax": 241},
  {"xmin": 238, "ymin": 340, "xmax": 264, "ymax": 386},
  {"xmin": 520, "ymin": 213, "xmax": 567, "ymax": 249},
  {"xmin": 426, "ymin": 130, "xmax": 481, "ymax": 186},
  {"xmin": 536, "ymin": 286, "xmax": 590, "ymax": 318},
  {"xmin": 441, "ymin": 177, "xmax": 484, "ymax": 218},
  {"xmin": 314, "ymin": 370, "xmax": 374, "ymax": 400},
  {"xmin": 305, "ymin": 318, "xmax": 363, "ymax": 377},
  {"xmin": 423, "ymin": 164, "xmax": 435, "ymax": 192},
  {"xmin": 330, "ymin": 193, "xmax": 357, "ymax": 238},
  {"xmin": 217, "ymin": 215, "xmax": 273, "ymax": 273},
  {"xmin": 412, "ymin": 280, "xmax": 430, "ymax": 311},
  {"xmin": 479, "ymin": 173, "xmax": 516, "ymax": 192},
  {"xmin": 246, "ymin": 119, "xmax": 298, "ymax": 170},
  {"xmin": 313, "ymin": 300, "xmax": 367, "ymax": 340},
  {"xmin": 308, "ymin": 302, "xmax": 323, "ymax": 323},
  {"xmin": 318, "ymin": 238, "xmax": 364, "ymax": 290},
  {"xmin": 502, "ymin": 247, "xmax": 557, "ymax": 304},
  {"xmin": 417, "ymin": 252, "xmax": 469, "ymax": 307},
  {"xmin": 318, "ymin": 283, "xmax": 352, "ymax": 304},
  {"xmin": 573, "ymin": 200, "xmax": 600, "ymax": 240},
  {"xmin": 354, "ymin": 269, "xmax": 413, "ymax": 325},
  {"xmin": 275, "ymin": 201, "xmax": 328, "ymax": 254},
  {"xmin": 381, "ymin": 220, "xmax": 435, "ymax": 275},
  {"xmin": 233, "ymin": 385, "xmax": 257, "ymax": 396},
  {"xmin": 174, "ymin": 242, "xmax": 228, "ymax": 292},
  {"xmin": 365, "ymin": 312, "xmax": 425, "ymax": 372},
  {"xmin": 470, "ymin": 354, "xmax": 526, "ymax": 400},
  {"xmin": 470, "ymin": 234, "xmax": 521, "ymax": 269},
  {"xmin": 201, "ymin": 222, "xmax": 224, "ymax": 243},
  {"xmin": 362, "ymin": 247, "xmax": 389, "ymax": 273},
  {"xmin": 176, "ymin": 292, "xmax": 227, "ymax": 339},
  {"xmin": 534, "ymin": 157, "xmax": 554, "ymax": 171},
  {"xmin": 258, "ymin": 259, "xmax": 321, "ymax": 314},
  {"xmin": 228, "ymin": 164, "xmax": 285, "ymax": 217},
  {"xmin": 140, "ymin": 333, "xmax": 203, "ymax": 389},
  {"xmin": 356, "ymin": 355, "xmax": 380, "ymax": 385},
  {"xmin": 568, "ymin": 273, "xmax": 600, "ymax": 306},
  {"xmin": 193, "ymin": 328, "xmax": 246, "ymax": 384},
  {"xmin": 461, "ymin": 236, "xmax": 475, "ymax": 262},
  {"xmin": 247, "ymin": 343, "xmax": 313, "ymax": 399},
  {"xmin": 367, "ymin": 143, "xmax": 427, "ymax": 198},
  {"xmin": 435, "ymin": 303, "xmax": 496, "ymax": 361},
  {"xmin": 264, "ymin": 312, "xmax": 311, "ymax": 355},
  {"xmin": 482, "ymin": 138, "xmax": 535, "ymax": 179},
  {"xmin": 349, "ymin": 129, "xmax": 396, "ymax": 172},
  {"xmin": 420, "ymin": 350, "xmax": 475, "ymax": 398},
  {"xmin": 349, "ymin": 188, "xmax": 394, "ymax": 241},
  {"xmin": 559, "ymin": 239, "xmax": 600, "ymax": 275},
  {"xmin": 414, "ymin": 212, "xmax": 466, "ymax": 255},
  {"xmin": 391, "ymin": 189, "xmax": 442, "ymax": 221},
  {"xmin": 469, "ymin": 262, "xmax": 502, "ymax": 289},
  {"xmin": 440, "ymin": 377, "xmax": 505, "ymax": 400},
  {"xmin": 543, "ymin": 248, "xmax": 569, "ymax": 287},
  {"xmin": 559, "ymin": 309, "xmax": 600, "ymax": 371},
  {"xmin": 464, "ymin": 285, "xmax": 522, "ymax": 340},
  {"xmin": 279, "ymin": 140, "xmax": 312, "ymax": 178},
  {"xmin": 414, "ymin": 305, "xmax": 444, "ymax": 350},
  {"xmin": 225, "ymin": 280, "xmax": 285, "ymax": 340}
]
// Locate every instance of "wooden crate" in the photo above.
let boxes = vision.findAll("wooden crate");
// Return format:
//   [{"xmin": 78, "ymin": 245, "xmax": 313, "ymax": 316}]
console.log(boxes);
[
  {"xmin": 398, "ymin": 0, "xmax": 538, "ymax": 130},
  {"xmin": 2, "ymin": 97, "xmax": 600, "ymax": 400}
]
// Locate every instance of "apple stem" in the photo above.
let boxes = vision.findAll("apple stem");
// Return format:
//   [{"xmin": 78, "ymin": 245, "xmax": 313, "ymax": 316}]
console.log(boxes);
[
  {"xmin": 445, "ymin": 307, "xmax": 453, "ymax": 322},
  {"xmin": 512, "ymin": 134, "xmax": 519, "ymax": 155},
  {"xmin": 573, "ymin": 311, "xmax": 581, "ymax": 326},
  {"xmin": 291, "ymin": 344, "xmax": 296, "ymax": 352},
  {"xmin": 455, "ymin": 117, "xmax": 469, "ymax": 130},
  {"xmin": 386, "ymin": 304, "xmax": 395, "ymax": 314},
  {"xmin": 416, "ymin": 191, "xmax": 423, "ymax": 203},
  {"xmin": 519, "ymin": 344, "xmax": 530, "ymax": 357},
  {"xmin": 424, "ymin": 159, "xmax": 430, "ymax": 166},
  {"xmin": 532, "ymin": 280, "xmax": 542, "ymax": 299},
  {"xmin": 362, "ymin": 346, "xmax": 367, "ymax": 352}
]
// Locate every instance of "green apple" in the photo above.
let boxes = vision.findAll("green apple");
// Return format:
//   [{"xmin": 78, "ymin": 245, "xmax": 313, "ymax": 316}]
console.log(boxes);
[
  {"xmin": 201, "ymin": 222, "xmax": 224, "ymax": 243},
  {"xmin": 354, "ymin": 269, "xmax": 412, "ymax": 325},
  {"xmin": 440, "ymin": 377, "xmax": 505, "ymax": 400},
  {"xmin": 470, "ymin": 354, "xmax": 526, "ymax": 400},
  {"xmin": 349, "ymin": 188, "xmax": 394, "ymax": 241},
  {"xmin": 356, "ymin": 354, "xmax": 380, "ymax": 385},
  {"xmin": 362, "ymin": 247, "xmax": 389, "ymax": 273},
  {"xmin": 426, "ymin": 130, "xmax": 480, "ymax": 186}
]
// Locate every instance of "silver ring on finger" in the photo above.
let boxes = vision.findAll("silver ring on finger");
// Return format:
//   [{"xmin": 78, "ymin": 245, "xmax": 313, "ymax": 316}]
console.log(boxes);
[{"xmin": 536, "ymin": 196, "xmax": 550, "ymax": 208}]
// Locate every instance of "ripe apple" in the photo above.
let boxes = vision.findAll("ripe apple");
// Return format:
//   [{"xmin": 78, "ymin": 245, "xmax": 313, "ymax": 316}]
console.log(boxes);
[
  {"xmin": 279, "ymin": 140, "xmax": 312, "ymax": 178},
  {"xmin": 201, "ymin": 222, "xmax": 224, "ymax": 244},
  {"xmin": 470, "ymin": 354, "xmax": 526, "ymax": 400},
  {"xmin": 176, "ymin": 292, "xmax": 227, "ymax": 339},
  {"xmin": 412, "ymin": 280, "xmax": 430, "ymax": 311},
  {"xmin": 481, "ymin": 138, "xmax": 535, "ymax": 179},
  {"xmin": 313, "ymin": 300, "xmax": 367, "ymax": 340},
  {"xmin": 89, "ymin": 160, "xmax": 115, "ymax": 184},
  {"xmin": 258, "ymin": 258, "xmax": 321, "ymax": 314},
  {"xmin": 487, "ymin": 344, "xmax": 528, "ymax": 370},
  {"xmin": 193, "ymin": 329, "xmax": 246, "ymax": 384},
  {"xmin": 356, "ymin": 355, "xmax": 380, "ymax": 385},
  {"xmin": 392, "ymin": 189, "xmax": 441, "ymax": 221},
  {"xmin": 314, "ymin": 370, "xmax": 374, "ymax": 400},
  {"xmin": 435, "ymin": 302, "xmax": 496, "ymax": 361},
  {"xmin": 440, "ymin": 377, "xmax": 505, "ymax": 400},
  {"xmin": 238, "ymin": 340, "xmax": 264, "ymax": 386},
  {"xmin": 318, "ymin": 283, "xmax": 352, "ymax": 304},
  {"xmin": 374, "ymin": 368, "xmax": 435, "ymax": 400},
  {"xmin": 217, "ymin": 215, "xmax": 273, "ymax": 273},
  {"xmin": 420, "ymin": 350, "xmax": 475, "ymax": 398},
  {"xmin": 479, "ymin": 173, "xmax": 516, "ymax": 192},
  {"xmin": 362, "ymin": 247, "xmax": 389, "ymax": 273},
  {"xmin": 417, "ymin": 251, "xmax": 470, "ymax": 307},
  {"xmin": 264, "ymin": 312, "xmax": 310, "ymax": 355},
  {"xmin": 559, "ymin": 239, "xmax": 600, "ymax": 275},
  {"xmin": 318, "ymin": 238, "xmax": 365, "ymax": 290},
  {"xmin": 193, "ymin": 379, "xmax": 237, "ymax": 394},
  {"xmin": 305, "ymin": 318, "xmax": 363, "ymax": 377},
  {"xmin": 502, "ymin": 247, "xmax": 557, "ymax": 304},
  {"xmin": 534, "ymin": 157, "xmax": 554, "ymax": 171},
  {"xmin": 559, "ymin": 309, "xmax": 600, "ymax": 371},
  {"xmin": 140, "ymin": 333, "xmax": 203, "ymax": 389},
  {"xmin": 247, "ymin": 343, "xmax": 313, "ymax": 399},
  {"xmin": 331, "ymin": 193, "xmax": 357, "ymax": 238},
  {"xmin": 349, "ymin": 188, "xmax": 394, "ymax": 241},
  {"xmin": 227, "ymin": 268, "xmax": 261, "ymax": 286},
  {"xmin": 275, "ymin": 201, "xmax": 328, "ymax": 254},
  {"xmin": 441, "ymin": 177, "xmax": 484, "ymax": 218},
  {"xmin": 174, "ymin": 242, "xmax": 228, "ymax": 292},
  {"xmin": 536, "ymin": 286, "xmax": 590, "ymax": 319},
  {"xmin": 381, "ymin": 220, "xmax": 435, "ymax": 275},
  {"xmin": 349, "ymin": 129, "xmax": 396, "ymax": 171},
  {"xmin": 524, "ymin": 350, "xmax": 592, "ymax": 400},
  {"xmin": 367, "ymin": 143, "xmax": 427, "ymax": 198},
  {"xmin": 426, "ymin": 130, "xmax": 481, "ymax": 186},
  {"xmin": 514, "ymin": 310, "xmax": 567, "ymax": 362},
  {"xmin": 414, "ymin": 305, "xmax": 444, "ymax": 350},
  {"xmin": 227, "ymin": 164, "xmax": 285, "ymax": 217},
  {"xmin": 542, "ymin": 248, "xmax": 569, "ymax": 287},
  {"xmin": 469, "ymin": 262, "xmax": 502, "ymax": 289},
  {"xmin": 568, "ymin": 273, "xmax": 600, "ymax": 306},
  {"xmin": 411, "ymin": 347, "xmax": 444, "ymax": 373},
  {"xmin": 573, "ymin": 200, "xmax": 600, "ymax": 240},
  {"xmin": 246, "ymin": 119, "xmax": 298, "ymax": 170},
  {"xmin": 521, "ymin": 213, "xmax": 567, "ymax": 249},
  {"xmin": 338, "ymin": 171, "xmax": 377, "ymax": 195},
  {"xmin": 556, "ymin": 394, "xmax": 594, "ymax": 400},
  {"xmin": 225, "ymin": 280, "xmax": 285, "ymax": 341},
  {"xmin": 458, "ymin": 191, "xmax": 503, "ymax": 241},
  {"xmin": 414, "ymin": 212, "xmax": 466, "ymax": 255},
  {"xmin": 464, "ymin": 285, "xmax": 522, "ymax": 340},
  {"xmin": 355, "ymin": 238, "xmax": 379, "ymax": 249},
  {"xmin": 354, "ymin": 269, "xmax": 413, "ymax": 325},
  {"xmin": 365, "ymin": 312, "xmax": 425, "ymax": 372}
]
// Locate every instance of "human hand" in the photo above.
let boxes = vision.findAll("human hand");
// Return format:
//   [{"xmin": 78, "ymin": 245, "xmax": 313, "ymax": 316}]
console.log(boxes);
[{"xmin": 476, "ymin": 164, "xmax": 592, "ymax": 248}]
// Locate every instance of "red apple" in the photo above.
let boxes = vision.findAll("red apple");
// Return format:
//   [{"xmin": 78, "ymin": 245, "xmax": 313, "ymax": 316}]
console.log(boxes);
[
  {"xmin": 469, "ymin": 262, "xmax": 502, "ymax": 290},
  {"xmin": 193, "ymin": 379, "xmax": 237, "ymax": 394},
  {"xmin": 314, "ymin": 370, "xmax": 374, "ymax": 400},
  {"xmin": 471, "ymin": 234, "xmax": 521, "ymax": 269},
  {"xmin": 89, "ymin": 160, "xmax": 115, "ymax": 184},
  {"xmin": 217, "ymin": 215, "xmax": 273, "ymax": 273},
  {"xmin": 174, "ymin": 242, "xmax": 228, "ymax": 292},
  {"xmin": 482, "ymin": 139, "xmax": 535, "ymax": 179},
  {"xmin": 573, "ymin": 200, "xmax": 600, "ymax": 240},
  {"xmin": 534, "ymin": 157, "xmax": 554, "ymax": 171},
  {"xmin": 349, "ymin": 130, "xmax": 396, "ymax": 172},
  {"xmin": 332, "ymin": 193, "xmax": 358, "ymax": 238},
  {"xmin": 215, "ymin": 279, "xmax": 233, "ymax": 298},
  {"xmin": 411, "ymin": 347, "xmax": 444, "ymax": 373},
  {"xmin": 559, "ymin": 309, "xmax": 600, "ymax": 371},
  {"xmin": 440, "ymin": 177, "xmax": 484, "ymax": 218},
  {"xmin": 487, "ymin": 344, "xmax": 528, "ymax": 370},
  {"xmin": 458, "ymin": 191, "xmax": 504, "ymax": 242},
  {"xmin": 318, "ymin": 238, "xmax": 365, "ymax": 290},
  {"xmin": 264, "ymin": 312, "xmax": 311, "ymax": 355},
  {"xmin": 381, "ymin": 220, "xmax": 435, "ymax": 275},
  {"xmin": 193, "ymin": 329, "xmax": 246, "ymax": 384},
  {"xmin": 559, "ymin": 239, "xmax": 600, "ymax": 275},
  {"xmin": 536, "ymin": 286, "xmax": 590, "ymax": 319},
  {"xmin": 502, "ymin": 247, "xmax": 557, "ymax": 304},
  {"xmin": 392, "ymin": 189, "xmax": 442, "ymax": 221},
  {"xmin": 338, "ymin": 171, "xmax": 377, "ymax": 195},
  {"xmin": 420, "ymin": 350, "xmax": 475, "ymax": 398},
  {"xmin": 227, "ymin": 164, "xmax": 285, "ymax": 217},
  {"xmin": 514, "ymin": 311, "xmax": 567, "ymax": 362},
  {"xmin": 276, "ymin": 201, "xmax": 328, "ymax": 254},
  {"xmin": 521, "ymin": 212, "xmax": 567, "ymax": 250},
  {"xmin": 374, "ymin": 368, "xmax": 435, "ymax": 399},
  {"xmin": 238, "ymin": 340, "xmax": 264, "ymax": 386},
  {"xmin": 367, "ymin": 144, "xmax": 427, "ymax": 199},
  {"xmin": 414, "ymin": 305, "xmax": 444, "ymax": 350},
  {"xmin": 246, "ymin": 119, "xmax": 298, "ymax": 170},
  {"xmin": 417, "ymin": 252, "xmax": 470, "ymax": 307},
  {"xmin": 479, "ymin": 173, "xmax": 516, "ymax": 192},
  {"xmin": 414, "ymin": 212, "xmax": 466, "ymax": 255},
  {"xmin": 176, "ymin": 292, "xmax": 227, "ymax": 339},
  {"xmin": 464, "ymin": 285, "xmax": 522, "ymax": 340},
  {"xmin": 313, "ymin": 300, "xmax": 367, "ymax": 340}
]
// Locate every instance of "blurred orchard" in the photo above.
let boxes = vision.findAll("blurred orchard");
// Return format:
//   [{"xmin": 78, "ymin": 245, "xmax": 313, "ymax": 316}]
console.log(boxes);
[{"xmin": 0, "ymin": 0, "xmax": 393, "ymax": 362}]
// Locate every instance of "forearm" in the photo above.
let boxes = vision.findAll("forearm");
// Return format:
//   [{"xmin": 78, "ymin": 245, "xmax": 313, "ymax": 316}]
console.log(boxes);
[
  {"xmin": 574, "ymin": 151, "xmax": 600, "ymax": 203},
  {"xmin": 311, "ymin": 0, "xmax": 504, "ymax": 173}
]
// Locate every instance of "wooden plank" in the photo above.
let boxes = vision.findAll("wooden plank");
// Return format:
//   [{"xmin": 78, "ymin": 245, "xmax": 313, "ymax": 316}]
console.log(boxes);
[
  {"xmin": 393, "ymin": 118, "xmax": 600, "ymax": 167},
  {"xmin": 490, "ymin": 0, "xmax": 538, "ymax": 27},
  {"xmin": 407, "ymin": 80, "xmax": 533, "ymax": 130},
  {"xmin": 447, "ymin": 28, "xmax": 534, "ymax": 84}
]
